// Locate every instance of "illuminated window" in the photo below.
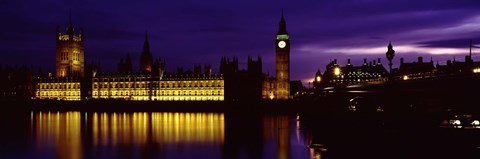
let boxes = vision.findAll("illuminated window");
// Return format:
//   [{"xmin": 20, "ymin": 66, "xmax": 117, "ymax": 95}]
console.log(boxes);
[
  {"xmin": 473, "ymin": 68, "xmax": 480, "ymax": 73},
  {"xmin": 334, "ymin": 67, "xmax": 341, "ymax": 76}
]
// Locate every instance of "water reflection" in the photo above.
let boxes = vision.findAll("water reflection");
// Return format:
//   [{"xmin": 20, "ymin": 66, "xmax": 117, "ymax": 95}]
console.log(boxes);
[
  {"xmin": 89, "ymin": 112, "xmax": 225, "ymax": 146},
  {"xmin": 29, "ymin": 111, "xmax": 311, "ymax": 159},
  {"xmin": 263, "ymin": 115, "xmax": 290, "ymax": 159},
  {"xmin": 260, "ymin": 114, "xmax": 310, "ymax": 159},
  {"xmin": 32, "ymin": 111, "xmax": 226, "ymax": 159},
  {"xmin": 33, "ymin": 111, "xmax": 82, "ymax": 159}
]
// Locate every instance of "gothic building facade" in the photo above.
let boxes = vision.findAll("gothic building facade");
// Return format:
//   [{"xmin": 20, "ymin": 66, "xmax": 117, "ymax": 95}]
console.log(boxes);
[
  {"xmin": 56, "ymin": 22, "xmax": 85, "ymax": 78},
  {"xmin": 91, "ymin": 33, "xmax": 224, "ymax": 101},
  {"xmin": 35, "ymin": 21, "xmax": 85, "ymax": 100},
  {"xmin": 34, "ymin": 12, "xmax": 296, "ymax": 101},
  {"xmin": 220, "ymin": 56, "xmax": 263, "ymax": 102}
]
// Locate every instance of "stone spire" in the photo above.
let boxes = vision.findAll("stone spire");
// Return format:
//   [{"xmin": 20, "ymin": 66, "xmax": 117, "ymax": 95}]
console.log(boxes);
[
  {"xmin": 140, "ymin": 32, "xmax": 153, "ymax": 73},
  {"xmin": 277, "ymin": 9, "xmax": 288, "ymax": 35}
]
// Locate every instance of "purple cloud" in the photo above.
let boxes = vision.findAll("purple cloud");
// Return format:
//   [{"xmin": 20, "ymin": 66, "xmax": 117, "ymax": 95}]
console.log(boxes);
[{"xmin": 2, "ymin": 0, "xmax": 480, "ymax": 84}]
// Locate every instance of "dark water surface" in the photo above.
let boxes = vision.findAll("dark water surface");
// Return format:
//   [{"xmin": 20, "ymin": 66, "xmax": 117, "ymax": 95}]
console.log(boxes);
[
  {"xmin": 0, "ymin": 109, "xmax": 479, "ymax": 159},
  {"xmin": 0, "ymin": 110, "xmax": 312, "ymax": 159}
]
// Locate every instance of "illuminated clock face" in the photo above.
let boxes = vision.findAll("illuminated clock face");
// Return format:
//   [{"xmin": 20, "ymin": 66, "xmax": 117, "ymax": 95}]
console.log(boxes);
[{"xmin": 278, "ymin": 41, "xmax": 286, "ymax": 48}]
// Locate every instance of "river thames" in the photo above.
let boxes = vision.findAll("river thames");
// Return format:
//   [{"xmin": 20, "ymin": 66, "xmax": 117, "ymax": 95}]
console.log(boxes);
[{"xmin": 0, "ymin": 109, "xmax": 479, "ymax": 159}]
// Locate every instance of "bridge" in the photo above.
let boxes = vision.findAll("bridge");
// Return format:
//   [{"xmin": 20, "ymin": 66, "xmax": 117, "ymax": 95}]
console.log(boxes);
[{"xmin": 307, "ymin": 75, "xmax": 480, "ymax": 114}]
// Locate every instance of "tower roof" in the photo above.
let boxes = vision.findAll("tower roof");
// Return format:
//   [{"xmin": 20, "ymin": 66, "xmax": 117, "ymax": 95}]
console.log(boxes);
[
  {"xmin": 140, "ymin": 32, "xmax": 153, "ymax": 73},
  {"xmin": 277, "ymin": 9, "xmax": 288, "ymax": 35},
  {"xmin": 143, "ymin": 32, "xmax": 150, "ymax": 52}
]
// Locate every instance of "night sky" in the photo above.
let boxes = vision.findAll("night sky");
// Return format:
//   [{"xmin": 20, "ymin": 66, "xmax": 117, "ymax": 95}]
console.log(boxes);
[{"xmin": 2, "ymin": 0, "xmax": 480, "ymax": 83}]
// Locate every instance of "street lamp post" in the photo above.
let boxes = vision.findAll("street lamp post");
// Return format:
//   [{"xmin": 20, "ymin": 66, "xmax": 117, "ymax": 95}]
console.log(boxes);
[{"xmin": 386, "ymin": 42, "xmax": 395, "ymax": 79}]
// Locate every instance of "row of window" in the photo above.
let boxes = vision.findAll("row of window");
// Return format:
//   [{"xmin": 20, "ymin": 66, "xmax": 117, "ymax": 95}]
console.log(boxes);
[
  {"xmin": 94, "ymin": 78, "xmax": 149, "ymax": 82},
  {"xmin": 38, "ymin": 84, "xmax": 80, "ymax": 89},
  {"xmin": 93, "ymin": 90, "xmax": 224, "ymax": 96},
  {"xmin": 332, "ymin": 75, "xmax": 383, "ymax": 79},
  {"xmin": 330, "ymin": 78, "xmax": 387, "ymax": 83},
  {"xmin": 93, "ymin": 81, "xmax": 223, "ymax": 89},
  {"xmin": 59, "ymin": 50, "xmax": 81, "ymax": 61},
  {"xmin": 131, "ymin": 96, "xmax": 223, "ymax": 101},
  {"xmin": 36, "ymin": 91, "xmax": 80, "ymax": 97},
  {"xmin": 94, "ymin": 77, "xmax": 222, "ymax": 82}
]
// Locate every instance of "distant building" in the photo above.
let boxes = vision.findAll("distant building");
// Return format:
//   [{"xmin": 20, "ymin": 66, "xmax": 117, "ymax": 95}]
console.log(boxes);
[
  {"xmin": 220, "ymin": 56, "xmax": 263, "ymax": 101},
  {"xmin": 0, "ymin": 66, "xmax": 34, "ymax": 101},
  {"xmin": 319, "ymin": 58, "xmax": 389, "ymax": 87},
  {"xmin": 435, "ymin": 55, "xmax": 480, "ymax": 77},
  {"xmin": 398, "ymin": 57, "xmax": 435, "ymax": 80},
  {"xmin": 396, "ymin": 55, "xmax": 480, "ymax": 80}
]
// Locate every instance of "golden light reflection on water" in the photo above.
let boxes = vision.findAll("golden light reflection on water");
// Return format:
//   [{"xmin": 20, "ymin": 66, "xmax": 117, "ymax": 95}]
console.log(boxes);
[
  {"xmin": 263, "ymin": 115, "xmax": 290, "ymax": 159},
  {"xmin": 91, "ymin": 112, "xmax": 224, "ymax": 146},
  {"xmin": 33, "ymin": 111, "xmax": 225, "ymax": 158},
  {"xmin": 151, "ymin": 112, "xmax": 225, "ymax": 144},
  {"xmin": 34, "ymin": 111, "xmax": 83, "ymax": 159}
]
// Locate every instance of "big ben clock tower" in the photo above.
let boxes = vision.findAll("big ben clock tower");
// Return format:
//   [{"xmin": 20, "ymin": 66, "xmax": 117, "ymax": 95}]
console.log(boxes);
[{"xmin": 275, "ymin": 11, "xmax": 290, "ymax": 100}]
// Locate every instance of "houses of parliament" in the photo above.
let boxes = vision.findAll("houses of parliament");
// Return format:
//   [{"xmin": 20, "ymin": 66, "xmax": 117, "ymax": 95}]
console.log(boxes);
[
  {"xmin": 4, "ymin": 12, "xmax": 480, "ymax": 102},
  {"xmin": 32, "ymin": 13, "xmax": 292, "ymax": 101}
]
